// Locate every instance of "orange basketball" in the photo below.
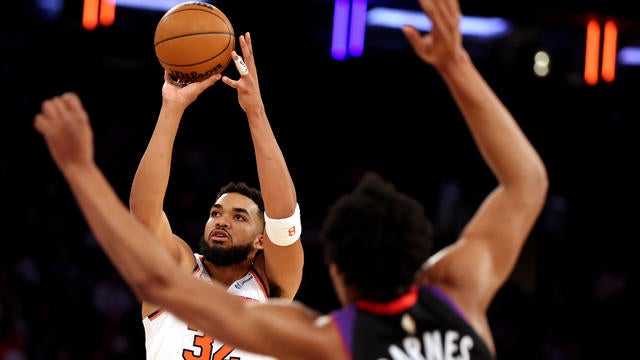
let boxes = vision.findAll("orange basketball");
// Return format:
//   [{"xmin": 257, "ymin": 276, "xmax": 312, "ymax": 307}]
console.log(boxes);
[{"xmin": 154, "ymin": 1, "xmax": 235, "ymax": 84}]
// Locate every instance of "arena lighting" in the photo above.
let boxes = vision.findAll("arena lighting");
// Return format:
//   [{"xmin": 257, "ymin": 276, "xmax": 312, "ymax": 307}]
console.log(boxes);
[
  {"xmin": 367, "ymin": 7, "xmax": 512, "ymax": 38},
  {"xmin": 116, "ymin": 0, "xmax": 188, "ymax": 11},
  {"xmin": 331, "ymin": 0, "xmax": 351, "ymax": 60},
  {"xmin": 331, "ymin": 4, "xmax": 511, "ymax": 60},
  {"xmin": 36, "ymin": 0, "xmax": 65, "ymax": 20},
  {"xmin": 331, "ymin": 0, "xmax": 368, "ymax": 60},
  {"xmin": 618, "ymin": 46, "xmax": 640, "ymax": 66}
]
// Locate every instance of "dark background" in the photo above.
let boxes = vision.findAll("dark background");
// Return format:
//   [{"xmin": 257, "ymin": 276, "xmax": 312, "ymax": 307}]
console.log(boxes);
[{"xmin": 2, "ymin": 0, "xmax": 637, "ymax": 358}]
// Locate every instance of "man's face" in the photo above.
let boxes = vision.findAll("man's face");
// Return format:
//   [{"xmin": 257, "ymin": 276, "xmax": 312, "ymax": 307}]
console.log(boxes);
[{"xmin": 201, "ymin": 192, "xmax": 263, "ymax": 266}]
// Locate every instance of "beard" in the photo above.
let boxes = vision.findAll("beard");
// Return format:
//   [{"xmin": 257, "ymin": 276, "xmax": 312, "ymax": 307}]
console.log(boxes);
[{"xmin": 198, "ymin": 238, "xmax": 253, "ymax": 266}]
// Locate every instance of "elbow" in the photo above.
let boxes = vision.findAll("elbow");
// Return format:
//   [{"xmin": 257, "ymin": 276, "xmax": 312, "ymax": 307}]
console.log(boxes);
[
  {"xmin": 509, "ymin": 158, "xmax": 549, "ymax": 212},
  {"xmin": 128, "ymin": 196, "xmax": 141, "ymax": 216},
  {"xmin": 524, "ymin": 160, "xmax": 550, "ymax": 211},
  {"xmin": 533, "ymin": 160, "xmax": 550, "ymax": 204}
]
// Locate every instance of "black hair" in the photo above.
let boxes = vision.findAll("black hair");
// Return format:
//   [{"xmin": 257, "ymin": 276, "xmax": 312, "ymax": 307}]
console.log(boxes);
[
  {"xmin": 216, "ymin": 181, "xmax": 265, "ymax": 220},
  {"xmin": 320, "ymin": 171, "xmax": 434, "ymax": 302}
]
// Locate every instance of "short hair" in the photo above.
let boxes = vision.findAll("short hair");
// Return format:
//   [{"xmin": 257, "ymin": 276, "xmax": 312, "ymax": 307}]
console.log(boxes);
[
  {"xmin": 216, "ymin": 181, "xmax": 265, "ymax": 221},
  {"xmin": 320, "ymin": 171, "xmax": 434, "ymax": 302}
]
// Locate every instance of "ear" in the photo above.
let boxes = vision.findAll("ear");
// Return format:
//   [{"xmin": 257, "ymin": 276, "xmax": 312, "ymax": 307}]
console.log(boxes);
[
  {"xmin": 328, "ymin": 263, "xmax": 349, "ymax": 305},
  {"xmin": 253, "ymin": 233, "xmax": 264, "ymax": 249},
  {"xmin": 329, "ymin": 263, "xmax": 341, "ymax": 281}
]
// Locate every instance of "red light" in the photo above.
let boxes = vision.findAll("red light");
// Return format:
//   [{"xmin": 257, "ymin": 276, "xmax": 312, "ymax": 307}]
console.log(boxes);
[
  {"xmin": 584, "ymin": 19, "xmax": 601, "ymax": 85},
  {"xmin": 601, "ymin": 20, "xmax": 618, "ymax": 83},
  {"xmin": 584, "ymin": 18, "xmax": 618, "ymax": 85},
  {"xmin": 82, "ymin": 0, "xmax": 99, "ymax": 30},
  {"xmin": 83, "ymin": 0, "xmax": 116, "ymax": 30}
]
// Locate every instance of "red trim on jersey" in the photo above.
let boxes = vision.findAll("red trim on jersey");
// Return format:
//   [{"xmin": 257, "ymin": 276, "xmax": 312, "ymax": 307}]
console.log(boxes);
[{"xmin": 355, "ymin": 286, "xmax": 418, "ymax": 315}]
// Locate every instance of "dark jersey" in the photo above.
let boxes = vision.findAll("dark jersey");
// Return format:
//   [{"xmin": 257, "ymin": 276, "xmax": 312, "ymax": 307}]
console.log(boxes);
[{"xmin": 329, "ymin": 285, "xmax": 494, "ymax": 360}]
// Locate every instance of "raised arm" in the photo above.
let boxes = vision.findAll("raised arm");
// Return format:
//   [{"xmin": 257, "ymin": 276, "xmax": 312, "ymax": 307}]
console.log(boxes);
[
  {"xmin": 222, "ymin": 33, "xmax": 304, "ymax": 299},
  {"xmin": 34, "ymin": 92, "xmax": 340, "ymax": 360},
  {"xmin": 405, "ymin": 0, "xmax": 548, "ymax": 344},
  {"xmin": 129, "ymin": 73, "xmax": 220, "ymax": 260}
]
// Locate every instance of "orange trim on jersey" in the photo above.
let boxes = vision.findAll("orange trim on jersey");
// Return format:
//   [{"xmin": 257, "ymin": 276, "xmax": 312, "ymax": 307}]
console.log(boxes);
[
  {"xmin": 355, "ymin": 286, "xmax": 418, "ymax": 315},
  {"xmin": 237, "ymin": 296, "xmax": 260, "ymax": 304},
  {"xmin": 147, "ymin": 308, "xmax": 165, "ymax": 320}
]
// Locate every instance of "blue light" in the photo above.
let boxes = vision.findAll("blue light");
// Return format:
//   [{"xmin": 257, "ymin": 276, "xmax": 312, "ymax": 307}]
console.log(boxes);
[
  {"xmin": 367, "ymin": 7, "xmax": 512, "ymax": 38},
  {"xmin": 36, "ymin": 0, "xmax": 65, "ymax": 21},
  {"xmin": 116, "ymin": 0, "xmax": 192, "ymax": 12},
  {"xmin": 618, "ymin": 46, "xmax": 640, "ymax": 66}
]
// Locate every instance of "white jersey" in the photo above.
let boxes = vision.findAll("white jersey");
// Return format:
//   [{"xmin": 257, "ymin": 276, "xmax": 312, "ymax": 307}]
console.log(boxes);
[{"xmin": 143, "ymin": 253, "xmax": 276, "ymax": 360}]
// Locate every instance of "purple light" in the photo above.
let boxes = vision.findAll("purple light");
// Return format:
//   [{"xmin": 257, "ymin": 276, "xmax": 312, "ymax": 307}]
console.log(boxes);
[
  {"xmin": 348, "ymin": 0, "xmax": 367, "ymax": 57},
  {"xmin": 331, "ymin": 0, "xmax": 351, "ymax": 60}
]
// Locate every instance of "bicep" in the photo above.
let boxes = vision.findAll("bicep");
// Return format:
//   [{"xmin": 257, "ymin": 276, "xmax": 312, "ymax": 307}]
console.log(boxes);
[
  {"xmin": 461, "ymin": 186, "xmax": 542, "ymax": 285},
  {"xmin": 262, "ymin": 237, "xmax": 305, "ymax": 300},
  {"xmin": 425, "ymin": 186, "xmax": 542, "ymax": 308}
]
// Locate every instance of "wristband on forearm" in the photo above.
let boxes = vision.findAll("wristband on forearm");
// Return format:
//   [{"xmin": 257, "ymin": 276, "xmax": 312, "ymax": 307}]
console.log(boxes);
[{"xmin": 265, "ymin": 203, "xmax": 301, "ymax": 246}]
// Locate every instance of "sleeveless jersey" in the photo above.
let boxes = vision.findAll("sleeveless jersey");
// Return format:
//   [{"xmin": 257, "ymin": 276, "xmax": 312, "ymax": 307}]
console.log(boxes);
[
  {"xmin": 330, "ymin": 285, "xmax": 494, "ymax": 360},
  {"xmin": 142, "ymin": 253, "xmax": 276, "ymax": 360}
]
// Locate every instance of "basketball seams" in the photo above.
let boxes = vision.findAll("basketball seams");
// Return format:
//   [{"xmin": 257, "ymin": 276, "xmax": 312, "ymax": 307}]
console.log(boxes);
[
  {"xmin": 154, "ymin": 32, "xmax": 233, "ymax": 47},
  {"xmin": 157, "ymin": 37, "xmax": 233, "ymax": 67},
  {"xmin": 154, "ymin": 10, "xmax": 233, "ymax": 44},
  {"xmin": 153, "ymin": 1, "xmax": 235, "ymax": 83}
]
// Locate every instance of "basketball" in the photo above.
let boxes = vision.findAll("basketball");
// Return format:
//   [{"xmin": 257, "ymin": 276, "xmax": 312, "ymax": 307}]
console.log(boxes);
[{"xmin": 154, "ymin": 1, "xmax": 235, "ymax": 84}]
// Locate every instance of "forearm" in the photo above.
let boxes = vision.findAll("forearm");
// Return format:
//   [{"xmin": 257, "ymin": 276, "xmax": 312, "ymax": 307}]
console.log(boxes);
[
  {"xmin": 62, "ymin": 163, "xmax": 175, "ymax": 298},
  {"xmin": 69, "ymin": 165, "xmax": 265, "ymax": 341},
  {"xmin": 129, "ymin": 104, "xmax": 184, "ymax": 217},
  {"xmin": 247, "ymin": 108, "xmax": 297, "ymax": 217}
]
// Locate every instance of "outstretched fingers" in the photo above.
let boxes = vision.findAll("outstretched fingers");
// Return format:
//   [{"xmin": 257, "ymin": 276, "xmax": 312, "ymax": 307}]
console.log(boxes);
[
  {"xmin": 237, "ymin": 33, "xmax": 256, "ymax": 75},
  {"xmin": 402, "ymin": 25, "xmax": 423, "ymax": 52},
  {"xmin": 426, "ymin": 0, "xmax": 461, "ymax": 37},
  {"xmin": 223, "ymin": 51, "xmax": 244, "ymax": 88},
  {"xmin": 222, "ymin": 32, "xmax": 258, "ymax": 88},
  {"xmin": 233, "ymin": 51, "xmax": 249, "ymax": 76}
]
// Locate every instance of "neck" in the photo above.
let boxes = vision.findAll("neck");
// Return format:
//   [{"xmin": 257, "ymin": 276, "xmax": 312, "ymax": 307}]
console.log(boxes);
[{"xmin": 204, "ymin": 259, "xmax": 254, "ymax": 286}]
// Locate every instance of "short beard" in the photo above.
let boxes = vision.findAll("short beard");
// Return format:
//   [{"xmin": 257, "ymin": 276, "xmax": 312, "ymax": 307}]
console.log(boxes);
[{"xmin": 198, "ymin": 238, "xmax": 254, "ymax": 266}]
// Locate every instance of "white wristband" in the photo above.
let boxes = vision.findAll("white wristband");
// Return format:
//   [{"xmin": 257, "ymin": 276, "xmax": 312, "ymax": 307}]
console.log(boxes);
[{"xmin": 265, "ymin": 204, "xmax": 301, "ymax": 246}]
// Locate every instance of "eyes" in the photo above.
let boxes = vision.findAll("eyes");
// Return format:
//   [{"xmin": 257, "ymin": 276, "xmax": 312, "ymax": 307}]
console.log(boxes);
[{"xmin": 211, "ymin": 209, "xmax": 247, "ymax": 222}]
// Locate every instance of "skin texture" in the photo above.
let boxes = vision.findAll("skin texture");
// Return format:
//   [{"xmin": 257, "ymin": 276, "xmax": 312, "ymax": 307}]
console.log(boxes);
[
  {"xmin": 34, "ymin": 1, "xmax": 548, "ymax": 359},
  {"xmin": 128, "ymin": 32, "xmax": 304, "ymax": 321}
]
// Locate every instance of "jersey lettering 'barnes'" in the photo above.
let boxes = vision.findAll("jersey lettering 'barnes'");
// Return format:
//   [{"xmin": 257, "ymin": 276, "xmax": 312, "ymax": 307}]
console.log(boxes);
[{"xmin": 330, "ymin": 286, "xmax": 493, "ymax": 360}]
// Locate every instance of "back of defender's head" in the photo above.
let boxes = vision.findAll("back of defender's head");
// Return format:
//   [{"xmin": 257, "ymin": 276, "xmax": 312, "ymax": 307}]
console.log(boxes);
[{"xmin": 320, "ymin": 171, "xmax": 434, "ymax": 302}]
